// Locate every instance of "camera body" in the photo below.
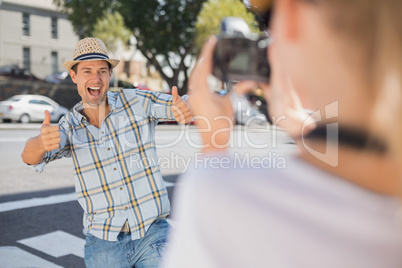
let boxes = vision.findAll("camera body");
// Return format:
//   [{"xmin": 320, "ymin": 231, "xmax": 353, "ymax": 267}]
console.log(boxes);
[{"xmin": 213, "ymin": 17, "xmax": 271, "ymax": 83}]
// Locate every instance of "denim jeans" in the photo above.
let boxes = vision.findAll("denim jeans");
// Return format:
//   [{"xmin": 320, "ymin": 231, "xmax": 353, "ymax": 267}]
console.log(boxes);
[{"xmin": 84, "ymin": 219, "xmax": 169, "ymax": 268}]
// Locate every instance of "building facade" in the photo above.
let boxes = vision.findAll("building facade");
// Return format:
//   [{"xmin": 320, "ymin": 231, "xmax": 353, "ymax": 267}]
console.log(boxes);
[
  {"xmin": 0, "ymin": 0, "xmax": 78, "ymax": 79},
  {"xmin": 0, "ymin": 0, "xmax": 165, "ymax": 91}
]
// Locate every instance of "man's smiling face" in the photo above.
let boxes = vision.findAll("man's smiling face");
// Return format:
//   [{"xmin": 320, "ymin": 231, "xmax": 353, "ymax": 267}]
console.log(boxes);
[{"xmin": 69, "ymin": 60, "xmax": 113, "ymax": 107}]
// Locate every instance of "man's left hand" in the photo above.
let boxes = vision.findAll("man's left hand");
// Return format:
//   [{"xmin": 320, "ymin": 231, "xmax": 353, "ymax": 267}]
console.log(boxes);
[{"xmin": 171, "ymin": 86, "xmax": 192, "ymax": 124}]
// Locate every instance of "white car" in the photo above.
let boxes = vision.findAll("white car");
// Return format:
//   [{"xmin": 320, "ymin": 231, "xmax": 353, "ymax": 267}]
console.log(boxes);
[
  {"xmin": 229, "ymin": 92, "xmax": 268, "ymax": 126},
  {"xmin": 0, "ymin": 94, "xmax": 69, "ymax": 123}
]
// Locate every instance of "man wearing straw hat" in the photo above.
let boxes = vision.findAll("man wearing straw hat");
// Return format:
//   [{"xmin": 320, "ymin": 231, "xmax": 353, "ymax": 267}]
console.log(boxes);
[{"xmin": 21, "ymin": 37, "xmax": 192, "ymax": 267}]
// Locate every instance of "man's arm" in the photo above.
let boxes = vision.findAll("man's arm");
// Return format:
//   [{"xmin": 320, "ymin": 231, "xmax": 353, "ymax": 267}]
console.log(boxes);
[{"xmin": 21, "ymin": 110, "xmax": 61, "ymax": 165}]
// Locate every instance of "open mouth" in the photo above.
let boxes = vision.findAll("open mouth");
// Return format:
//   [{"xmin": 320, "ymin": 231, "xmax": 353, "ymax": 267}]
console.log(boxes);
[{"xmin": 87, "ymin": 86, "xmax": 101, "ymax": 97}]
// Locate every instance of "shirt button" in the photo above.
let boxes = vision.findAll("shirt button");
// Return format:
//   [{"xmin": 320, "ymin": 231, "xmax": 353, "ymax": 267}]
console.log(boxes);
[
  {"xmin": 114, "ymin": 167, "xmax": 117, "ymax": 171},
  {"xmin": 125, "ymin": 207, "xmax": 128, "ymax": 210},
  {"xmin": 107, "ymin": 148, "xmax": 110, "ymax": 151},
  {"xmin": 101, "ymin": 131, "xmax": 105, "ymax": 134},
  {"xmin": 120, "ymin": 187, "xmax": 123, "ymax": 190}
]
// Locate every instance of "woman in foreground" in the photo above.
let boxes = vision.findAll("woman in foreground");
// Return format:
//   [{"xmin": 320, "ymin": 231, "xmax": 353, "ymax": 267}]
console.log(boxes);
[{"xmin": 163, "ymin": 0, "xmax": 402, "ymax": 267}]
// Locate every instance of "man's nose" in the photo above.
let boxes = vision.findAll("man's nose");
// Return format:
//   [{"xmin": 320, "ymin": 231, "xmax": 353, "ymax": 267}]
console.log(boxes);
[{"xmin": 90, "ymin": 72, "xmax": 102, "ymax": 81}]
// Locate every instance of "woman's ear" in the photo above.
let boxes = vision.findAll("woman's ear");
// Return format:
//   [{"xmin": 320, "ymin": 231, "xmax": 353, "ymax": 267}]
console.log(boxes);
[{"xmin": 273, "ymin": 0, "xmax": 300, "ymax": 42}]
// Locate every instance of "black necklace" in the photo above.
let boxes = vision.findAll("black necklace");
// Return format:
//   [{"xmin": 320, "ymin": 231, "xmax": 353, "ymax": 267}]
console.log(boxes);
[{"xmin": 303, "ymin": 124, "xmax": 388, "ymax": 154}]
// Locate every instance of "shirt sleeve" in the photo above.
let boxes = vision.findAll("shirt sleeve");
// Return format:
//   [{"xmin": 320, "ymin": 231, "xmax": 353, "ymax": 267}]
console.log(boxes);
[{"xmin": 33, "ymin": 117, "xmax": 71, "ymax": 173}]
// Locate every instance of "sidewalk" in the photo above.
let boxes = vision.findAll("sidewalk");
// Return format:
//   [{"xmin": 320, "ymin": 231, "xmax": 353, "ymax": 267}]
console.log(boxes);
[{"xmin": 0, "ymin": 123, "xmax": 42, "ymax": 130}]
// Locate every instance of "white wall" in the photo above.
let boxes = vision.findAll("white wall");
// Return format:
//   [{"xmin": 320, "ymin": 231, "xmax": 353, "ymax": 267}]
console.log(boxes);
[{"xmin": 0, "ymin": 0, "xmax": 79, "ymax": 78}]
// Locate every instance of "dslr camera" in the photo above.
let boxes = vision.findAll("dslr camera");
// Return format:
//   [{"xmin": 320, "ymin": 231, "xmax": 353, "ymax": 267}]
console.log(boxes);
[{"xmin": 213, "ymin": 17, "xmax": 271, "ymax": 83}]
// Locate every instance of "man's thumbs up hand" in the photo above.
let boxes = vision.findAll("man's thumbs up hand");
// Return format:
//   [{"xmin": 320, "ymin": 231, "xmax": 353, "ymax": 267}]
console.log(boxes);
[
  {"xmin": 43, "ymin": 110, "xmax": 52, "ymax": 126},
  {"xmin": 170, "ymin": 86, "xmax": 192, "ymax": 124},
  {"xmin": 40, "ymin": 110, "xmax": 61, "ymax": 152}
]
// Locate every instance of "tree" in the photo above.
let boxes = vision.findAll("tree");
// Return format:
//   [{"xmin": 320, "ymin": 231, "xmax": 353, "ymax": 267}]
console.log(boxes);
[
  {"xmin": 54, "ymin": 0, "xmax": 206, "ymax": 94},
  {"xmin": 93, "ymin": 12, "xmax": 131, "ymax": 53},
  {"xmin": 195, "ymin": 0, "xmax": 260, "ymax": 52},
  {"xmin": 53, "ymin": 0, "xmax": 114, "ymax": 39}
]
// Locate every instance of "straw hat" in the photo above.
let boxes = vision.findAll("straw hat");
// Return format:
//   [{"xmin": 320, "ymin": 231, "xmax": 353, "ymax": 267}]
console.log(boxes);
[{"xmin": 63, "ymin": 37, "xmax": 120, "ymax": 70}]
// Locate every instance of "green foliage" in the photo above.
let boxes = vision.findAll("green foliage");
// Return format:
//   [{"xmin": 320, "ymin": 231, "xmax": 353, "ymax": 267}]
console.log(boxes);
[
  {"xmin": 195, "ymin": 0, "xmax": 259, "ymax": 53},
  {"xmin": 54, "ymin": 0, "xmax": 206, "ymax": 93},
  {"xmin": 93, "ymin": 12, "xmax": 131, "ymax": 53},
  {"xmin": 53, "ymin": 0, "xmax": 114, "ymax": 38},
  {"xmin": 117, "ymin": 0, "xmax": 205, "ymax": 93},
  {"xmin": 54, "ymin": 0, "xmax": 259, "ymax": 93}
]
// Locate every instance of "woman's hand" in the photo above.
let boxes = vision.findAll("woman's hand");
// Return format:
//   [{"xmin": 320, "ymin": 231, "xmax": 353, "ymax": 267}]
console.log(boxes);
[
  {"xmin": 234, "ymin": 42, "xmax": 316, "ymax": 139},
  {"xmin": 188, "ymin": 37, "xmax": 234, "ymax": 153}
]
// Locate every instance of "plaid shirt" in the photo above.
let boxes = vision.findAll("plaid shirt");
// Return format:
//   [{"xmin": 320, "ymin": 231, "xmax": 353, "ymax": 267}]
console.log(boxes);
[{"xmin": 34, "ymin": 89, "xmax": 180, "ymax": 241}]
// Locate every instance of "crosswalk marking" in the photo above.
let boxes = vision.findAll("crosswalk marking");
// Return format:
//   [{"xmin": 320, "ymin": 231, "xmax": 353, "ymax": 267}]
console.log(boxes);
[
  {"xmin": 0, "ymin": 181, "xmax": 175, "ymax": 213},
  {"xmin": 18, "ymin": 230, "xmax": 85, "ymax": 259},
  {"xmin": 0, "ymin": 193, "xmax": 76, "ymax": 213},
  {"xmin": 0, "ymin": 138, "xmax": 29, "ymax": 142},
  {"xmin": 0, "ymin": 246, "xmax": 63, "ymax": 268}
]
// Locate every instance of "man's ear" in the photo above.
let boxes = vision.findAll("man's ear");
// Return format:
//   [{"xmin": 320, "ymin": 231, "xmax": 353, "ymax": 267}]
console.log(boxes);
[{"xmin": 69, "ymin": 69, "xmax": 77, "ymax": 84}]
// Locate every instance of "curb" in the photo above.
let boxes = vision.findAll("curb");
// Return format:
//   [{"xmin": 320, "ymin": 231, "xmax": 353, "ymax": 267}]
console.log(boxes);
[{"xmin": 0, "ymin": 123, "xmax": 42, "ymax": 130}]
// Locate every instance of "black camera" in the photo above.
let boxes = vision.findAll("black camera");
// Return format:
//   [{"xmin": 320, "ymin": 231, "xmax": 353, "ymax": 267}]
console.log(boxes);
[{"xmin": 213, "ymin": 17, "xmax": 271, "ymax": 83}]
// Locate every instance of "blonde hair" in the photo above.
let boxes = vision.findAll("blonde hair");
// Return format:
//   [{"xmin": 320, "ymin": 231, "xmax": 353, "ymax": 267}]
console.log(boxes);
[{"xmin": 319, "ymin": 1, "xmax": 402, "ymax": 159}]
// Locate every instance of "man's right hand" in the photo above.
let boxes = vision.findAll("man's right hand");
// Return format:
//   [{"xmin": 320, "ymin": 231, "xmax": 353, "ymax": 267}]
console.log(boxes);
[{"xmin": 40, "ymin": 110, "xmax": 61, "ymax": 152}]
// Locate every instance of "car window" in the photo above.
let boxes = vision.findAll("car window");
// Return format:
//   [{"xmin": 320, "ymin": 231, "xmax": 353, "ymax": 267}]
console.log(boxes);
[
  {"xmin": 38, "ymin": 100, "xmax": 52, "ymax": 106},
  {"xmin": 28, "ymin": 99, "xmax": 41, "ymax": 104},
  {"xmin": 28, "ymin": 99, "xmax": 51, "ymax": 106}
]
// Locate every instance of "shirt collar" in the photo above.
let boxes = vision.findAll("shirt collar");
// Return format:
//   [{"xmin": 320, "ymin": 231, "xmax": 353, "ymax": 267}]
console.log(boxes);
[{"xmin": 72, "ymin": 91, "xmax": 118, "ymax": 122}]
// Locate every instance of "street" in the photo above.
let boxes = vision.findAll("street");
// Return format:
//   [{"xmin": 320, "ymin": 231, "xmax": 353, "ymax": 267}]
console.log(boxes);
[{"xmin": 0, "ymin": 123, "xmax": 296, "ymax": 267}]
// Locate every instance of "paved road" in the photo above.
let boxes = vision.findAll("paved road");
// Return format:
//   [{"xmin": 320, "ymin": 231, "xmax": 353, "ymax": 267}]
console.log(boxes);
[{"xmin": 0, "ymin": 123, "xmax": 296, "ymax": 267}]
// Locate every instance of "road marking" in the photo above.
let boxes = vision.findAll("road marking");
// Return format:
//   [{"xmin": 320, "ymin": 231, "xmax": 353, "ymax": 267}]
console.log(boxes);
[
  {"xmin": 0, "ymin": 193, "xmax": 76, "ymax": 213},
  {"xmin": 0, "ymin": 246, "xmax": 63, "ymax": 268},
  {"xmin": 18, "ymin": 230, "xmax": 85, "ymax": 259},
  {"xmin": 0, "ymin": 137, "xmax": 29, "ymax": 142},
  {"xmin": 0, "ymin": 181, "xmax": 175, "ymax": 213}
]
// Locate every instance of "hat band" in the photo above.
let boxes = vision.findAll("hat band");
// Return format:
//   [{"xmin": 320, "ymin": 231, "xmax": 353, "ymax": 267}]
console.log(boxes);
[{"xmin": 73, "ymin": 53, "xmax": 110, "ymax": 61}]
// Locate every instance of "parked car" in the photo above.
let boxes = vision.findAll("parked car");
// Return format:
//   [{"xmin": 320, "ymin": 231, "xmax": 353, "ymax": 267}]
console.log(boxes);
[
  {"xmin": 0, "ymin": 65, "xmax": 41, "ymax": 81},
  {"xmin": 0, "ymin": 95, "xmax": 69, "ymax": 123},
  {"xmin": 230, "ymin": 93, "xmax": 268, "ymax": 126},
  {"xmin": 216, "ymin": 89, "xmax": 268, "ymax": 126},
  {"xmin": 44, "ymin": 71, "xmax": 69, "ymax": 84}
]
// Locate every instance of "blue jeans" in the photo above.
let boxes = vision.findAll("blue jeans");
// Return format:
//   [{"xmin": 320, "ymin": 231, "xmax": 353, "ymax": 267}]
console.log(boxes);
[{"xmin": 84, "ymin": 219, "xmax": 169, "ymax": 268}]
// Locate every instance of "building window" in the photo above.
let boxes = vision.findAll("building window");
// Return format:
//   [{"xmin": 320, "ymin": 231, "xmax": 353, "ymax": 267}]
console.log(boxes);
[
  {"xmin": 51, "ymin": 51, "xmax": 58, "ymax": 73},
  {"xmin": 22, "ymin": 13, "xmax": 30, "ymax": 36},
  {"xmin": 23, "ymin": 47, "xmax": 31, "ymax": 71},
  {"xmin": 51, "ymin": 17, "xmax": 58, "ymax": 39}
]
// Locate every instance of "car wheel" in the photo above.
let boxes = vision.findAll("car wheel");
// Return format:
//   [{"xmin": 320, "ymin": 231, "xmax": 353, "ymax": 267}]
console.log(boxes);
[{"xmin": 20, "ymin": 114, "xmax": 31, "ymax": 124}]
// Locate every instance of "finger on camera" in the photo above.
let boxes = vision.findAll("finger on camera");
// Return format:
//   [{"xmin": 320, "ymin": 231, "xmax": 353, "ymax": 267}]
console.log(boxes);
[
  {"xmin": 198, "ymin": 36, "xmax": 217, "ymax": 74},
  {"xmin": 189, "ymin": 37, "xmax": 217, "ymax": 95}
]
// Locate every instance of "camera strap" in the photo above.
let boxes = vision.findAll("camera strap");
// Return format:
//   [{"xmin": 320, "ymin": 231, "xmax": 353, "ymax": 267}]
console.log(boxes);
[{"xmin": 303, "ymin": 124, "xmax": 388, "ymax": 154}]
